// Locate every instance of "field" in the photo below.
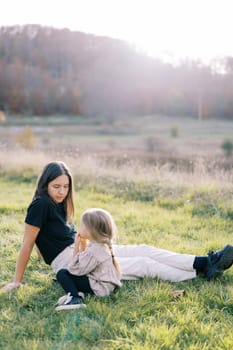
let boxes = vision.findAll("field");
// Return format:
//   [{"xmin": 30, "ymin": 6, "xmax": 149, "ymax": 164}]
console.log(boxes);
[
  {"xmin": 1, "ymin": 114, "xmax": 233, "ymax": 349},
  {"xmin": 2, "ymin": 114, "xmax": 233, "ymax": 160}
]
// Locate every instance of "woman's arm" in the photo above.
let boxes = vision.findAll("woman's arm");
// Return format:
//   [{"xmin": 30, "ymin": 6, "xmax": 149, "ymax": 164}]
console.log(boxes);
[{"xmin": 1, "ymin": 224, "xmax": 40, "ymax": 292}]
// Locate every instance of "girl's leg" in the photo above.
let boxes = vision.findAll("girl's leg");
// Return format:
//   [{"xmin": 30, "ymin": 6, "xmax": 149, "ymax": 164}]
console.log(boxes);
[
  {"xmin": 117, "ymin": 256, "xmax": 196, "ymax": 282},
  {"xmin": 56, "ymin": 269, "xmax": 94, "ymax": 297},
  {"xmin": 113, "ymin": 244, "xmax": 195, "ymax": 272}
]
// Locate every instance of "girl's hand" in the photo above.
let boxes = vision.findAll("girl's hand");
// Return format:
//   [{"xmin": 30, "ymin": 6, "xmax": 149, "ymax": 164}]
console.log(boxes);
[
  {"xmin": 73, "ymin": 233, "xmax": 82, "ymax": 255},
  {"xmin": 74, "ymin": 232, "xmax": 81, "ymax": 244},
  {"xmin": 74, "ymin": 233, "xmax": 87, "ymax": 254},
  {"xmin": 79, "ymin": 236, "xmax": 87, "ymax": 251},
  {"xmin": 1, "ymin": 281, "xmax": 22, "ymax": 292}
]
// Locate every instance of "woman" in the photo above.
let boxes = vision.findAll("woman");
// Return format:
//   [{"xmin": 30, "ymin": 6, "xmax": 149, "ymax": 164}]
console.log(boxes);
[{"xmin": 2, "ymin": 161, "xmax": 233, "ymax": 292}]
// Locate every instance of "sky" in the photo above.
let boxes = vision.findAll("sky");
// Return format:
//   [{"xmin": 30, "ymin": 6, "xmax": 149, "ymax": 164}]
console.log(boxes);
[{"xmin": 1, "ymin": 0, "xmax": 233, "ymax": 63}]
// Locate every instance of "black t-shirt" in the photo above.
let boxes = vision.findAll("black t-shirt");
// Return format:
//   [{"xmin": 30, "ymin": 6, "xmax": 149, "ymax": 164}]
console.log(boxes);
[{"xmin": 25, "ymin": 195, "xmax": 75, "ymax": 264}]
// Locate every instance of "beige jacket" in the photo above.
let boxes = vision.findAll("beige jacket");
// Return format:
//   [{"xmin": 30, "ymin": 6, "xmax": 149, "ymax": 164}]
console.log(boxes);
[{"xmin": 68, "ymin": 241, "xmax": 122, "ymax": 297}]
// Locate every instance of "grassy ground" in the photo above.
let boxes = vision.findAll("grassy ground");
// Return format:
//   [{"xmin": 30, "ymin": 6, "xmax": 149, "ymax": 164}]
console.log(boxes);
[{"xmin": 1, "ymin": 159, "xmax": 233, "ymax": 349}]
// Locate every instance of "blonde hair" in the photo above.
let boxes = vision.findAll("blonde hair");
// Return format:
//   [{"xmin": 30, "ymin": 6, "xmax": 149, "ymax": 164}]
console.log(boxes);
[{"xmin": 81, "ymin": 208, "xmax": 121, "ymax": 277}]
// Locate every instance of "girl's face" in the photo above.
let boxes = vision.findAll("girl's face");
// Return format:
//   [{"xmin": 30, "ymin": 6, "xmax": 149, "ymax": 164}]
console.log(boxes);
[{"xmin": 47, "ymin": 175, "xmax": 69, "ymax": 203}]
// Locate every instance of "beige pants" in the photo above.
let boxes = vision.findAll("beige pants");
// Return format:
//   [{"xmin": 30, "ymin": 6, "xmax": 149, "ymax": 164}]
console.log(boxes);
[
  {"xmin": 51, "ymin": 244, "xmax": 74, "ymax": 273},
  {"xmin": 113, "ymin": 244, "xmax": 196, "ymax": 282},
  {"xmin": 51, "ymin": 244, "xmax": 196, "ymax": 282}
]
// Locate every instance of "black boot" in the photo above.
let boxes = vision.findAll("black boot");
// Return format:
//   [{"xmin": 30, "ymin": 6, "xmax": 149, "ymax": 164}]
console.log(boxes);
[{"xmin": 204, "ymin": 244, "xmax": 233, "ymax": 281}]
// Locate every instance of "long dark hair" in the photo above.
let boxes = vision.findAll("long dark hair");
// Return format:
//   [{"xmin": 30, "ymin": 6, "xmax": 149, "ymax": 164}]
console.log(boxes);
[{"xmin": 33, "ymin": 161, "xmax": 75, "ymax": 222}]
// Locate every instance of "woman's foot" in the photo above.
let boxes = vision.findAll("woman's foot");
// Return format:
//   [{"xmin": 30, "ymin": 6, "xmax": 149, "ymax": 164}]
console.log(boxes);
[
  {"xmin": 205, "ymin": 244, "xmax": 233, "ymax": 280},
  {"xmin": 55, "ymin": 292, "xmax": 86, "ymax": 311}
]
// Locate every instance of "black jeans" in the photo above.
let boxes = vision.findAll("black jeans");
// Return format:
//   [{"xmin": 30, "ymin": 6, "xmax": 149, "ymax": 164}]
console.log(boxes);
[{"xmin": 56, "ymin": 269, "xmax": 94, "ymax": 297}]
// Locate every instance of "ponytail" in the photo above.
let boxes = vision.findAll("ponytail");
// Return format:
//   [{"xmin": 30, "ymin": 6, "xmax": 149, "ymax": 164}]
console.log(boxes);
[{"xmin": 108, "ymin": 242, "xmax": 121, "ymax": 278}]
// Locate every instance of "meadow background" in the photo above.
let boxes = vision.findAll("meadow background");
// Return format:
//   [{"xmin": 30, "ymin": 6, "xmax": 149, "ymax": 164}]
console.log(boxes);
[{"xmin": 1, "ymin": 114, "xmax": 233, "ymax": 349}]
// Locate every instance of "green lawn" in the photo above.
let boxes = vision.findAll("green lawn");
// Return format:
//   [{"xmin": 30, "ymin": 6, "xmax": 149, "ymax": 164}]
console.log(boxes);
[{"xmin": 1, "ymin": 170, "xmax": 233, "ymax": 349}]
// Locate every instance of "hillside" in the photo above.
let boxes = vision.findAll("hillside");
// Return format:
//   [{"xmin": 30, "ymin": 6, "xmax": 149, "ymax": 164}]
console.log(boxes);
[{"xmin": 1, "ymin": 25, "xmax": 233, "ymax": 118}]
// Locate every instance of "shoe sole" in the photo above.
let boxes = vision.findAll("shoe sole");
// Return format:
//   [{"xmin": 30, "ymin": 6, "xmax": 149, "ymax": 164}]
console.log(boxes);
[
  {"xmin": 206, "ymin": 245, "xmax": 233, "ymax": 281},
  {"xmin": 215, "ymin": 244, "xmax": 233, "ymax": 270},
  {"xmin": 206, "ymin": 268, "xmax": 223, "ymax": 281},
  {"xmin": 55, "ymin": 304, "xmax": 87, "ymax": 311}
]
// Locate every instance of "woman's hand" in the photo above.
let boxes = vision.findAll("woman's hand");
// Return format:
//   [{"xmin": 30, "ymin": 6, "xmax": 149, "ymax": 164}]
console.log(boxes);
[
  {"xmin": 1, "ymin": 224, "xmax": 39, "ymax": 293},
  {"xmin": 1, "ymin": 281, "xmax": 22, "ymax": 292}
]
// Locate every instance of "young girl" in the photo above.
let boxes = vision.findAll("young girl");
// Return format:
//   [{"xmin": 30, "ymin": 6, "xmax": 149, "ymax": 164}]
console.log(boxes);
[
  {"xmin": 2, "ymin": 161, "xmax": 233, "ymax": 294},
  {"xmin": 55, "ymin": 208, "xmax": 122, "ymax": 311}
]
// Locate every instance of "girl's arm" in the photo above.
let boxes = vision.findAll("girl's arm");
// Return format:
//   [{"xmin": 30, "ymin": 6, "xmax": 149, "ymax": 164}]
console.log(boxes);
[
  {"xmin": 1, "ymin": 224, "xmax": 40, "ymax": 292},
  {"xmin": 69, "ymin": 249, "xmax": 98, "ymax": 276}
]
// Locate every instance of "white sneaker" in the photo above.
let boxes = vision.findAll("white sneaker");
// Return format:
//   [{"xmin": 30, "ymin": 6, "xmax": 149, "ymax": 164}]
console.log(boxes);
[
  {"xmin": 55, "ymin": 293, "xmax": 86, "ymax": 311},
  {"xmin": 78, "ymin": 292, "xmax": 85, "ymax": 299},
  {"xmin": 57, "ymin": 292, "xmax": 73, "ymax": 306},
  {"xmin": 57, "ymin": 292, "xmax": 85, "ymax": 306}
]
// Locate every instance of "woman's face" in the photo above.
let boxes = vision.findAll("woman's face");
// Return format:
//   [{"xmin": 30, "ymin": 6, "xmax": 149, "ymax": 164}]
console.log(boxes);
[{"xmin": 47, "ymin": 175, "xmax": 70, "ymax": 203}]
